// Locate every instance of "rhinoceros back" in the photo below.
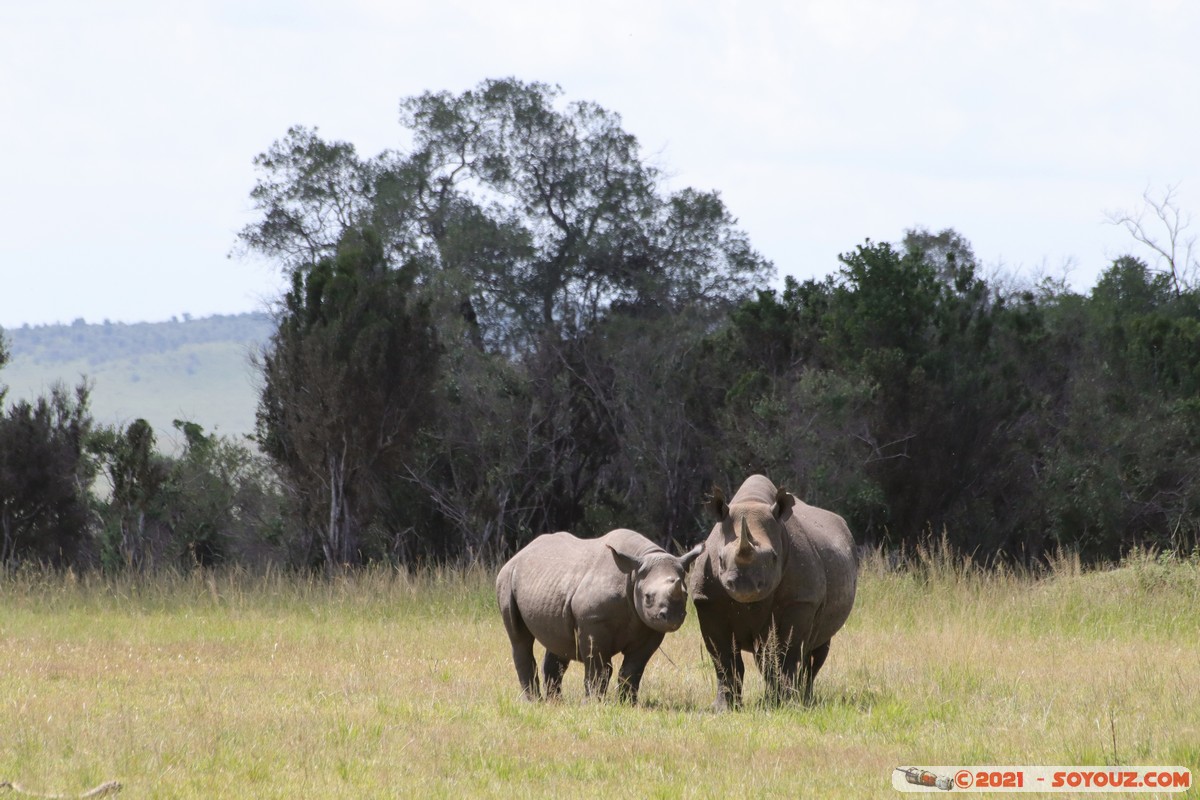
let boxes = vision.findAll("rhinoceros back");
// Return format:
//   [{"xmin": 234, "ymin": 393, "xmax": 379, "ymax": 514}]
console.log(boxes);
[
  {"xmin": 729, "ymin": 474, "xmax": 778, "ymax": 506},
  {"xmin": 499, "ymin": 533, "xmax": 597, "ymax": 657}
]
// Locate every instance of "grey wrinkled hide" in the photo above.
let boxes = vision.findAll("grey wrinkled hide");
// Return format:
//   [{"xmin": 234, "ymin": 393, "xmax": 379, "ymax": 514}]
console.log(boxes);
[
  {"xmin": 689, "ymin": 474, "xmax": 857, "ymax": 710},
  {"xmin": 496, "ymin": 528, "xmax": 703, "ymax": 703}
]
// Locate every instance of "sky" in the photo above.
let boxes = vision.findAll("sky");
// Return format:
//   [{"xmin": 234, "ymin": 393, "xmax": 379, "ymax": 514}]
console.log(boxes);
[{"xmin": 2, "ymin": 0, "xmax": 1199, "ymax": 329}]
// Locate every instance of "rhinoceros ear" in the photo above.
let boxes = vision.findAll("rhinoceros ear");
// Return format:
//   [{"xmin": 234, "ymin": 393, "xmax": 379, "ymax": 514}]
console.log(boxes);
[
  {"xmin": 772, "ymin": 487, "xmax": 796, "ymax": 523},
  {"xmin": 707, "ymin": 486, "xmax": 729, "ymax": 521},
  {"xmin": 679, "ymin": 542, "xmax": 705, "ymax": 570},
  {"xmin": 606, "ymin": 544, "xmax": 643, "ymax": 575}
]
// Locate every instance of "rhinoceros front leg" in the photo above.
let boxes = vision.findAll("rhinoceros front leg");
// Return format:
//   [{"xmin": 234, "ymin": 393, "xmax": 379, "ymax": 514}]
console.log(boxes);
[
  {"xmin": 542, "ymin": 651, "xmax": 569, "ymax": 700},
  {"xmin": 697, "ymin": 609, "xmax": 744, "ymax": 711},
  {"xmin": 615, "ymin": 634, "xmax": 664, "ymax": 705},
  {"xmin": 768, "ymin": 602, "xmax": 818, "ymax": 705},
  {"xmin": 712, "ymin": 648, "xmax": 745, "ymax": 711}
]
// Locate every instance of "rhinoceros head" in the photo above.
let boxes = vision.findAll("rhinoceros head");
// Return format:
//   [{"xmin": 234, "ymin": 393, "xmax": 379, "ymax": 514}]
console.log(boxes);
[
  {"xmin": 608, "ymin": 543, "xmax": 705, "ymax": 633},
  {"xmin": 707, "ymin": 484, "xmax": 795, "ymax": 603}
]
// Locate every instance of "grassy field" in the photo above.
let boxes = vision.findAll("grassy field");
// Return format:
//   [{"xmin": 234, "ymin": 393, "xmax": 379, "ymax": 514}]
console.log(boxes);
[{"xmin": 1, "ymin": 548, "xmax": 1197, "ymax": 798}]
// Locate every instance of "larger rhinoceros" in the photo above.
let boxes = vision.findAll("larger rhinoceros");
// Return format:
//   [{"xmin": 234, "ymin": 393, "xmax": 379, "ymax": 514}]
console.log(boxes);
[
  {"xmin": 496, "ymin": 528, "xmax": 703, "ymax": 703},
  {"xmin": 688, "ymin": 474, "xmax": 857, "ymax": 709}
]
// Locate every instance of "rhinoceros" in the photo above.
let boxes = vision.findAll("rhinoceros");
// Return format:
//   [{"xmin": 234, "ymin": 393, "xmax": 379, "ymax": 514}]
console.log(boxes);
[
  {"xmin": 688, "ymin": 474, "xmax": 857, "ymax": 709},
  {"xmin": 496, "ymin": 529, "xmax": 704, "ymax": 703}
]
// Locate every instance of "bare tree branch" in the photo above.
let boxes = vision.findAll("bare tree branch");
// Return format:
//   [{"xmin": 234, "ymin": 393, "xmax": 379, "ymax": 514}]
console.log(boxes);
[{"xmin": 1105, "ymin": 184, "xmax": 1197, "ymax": 296}]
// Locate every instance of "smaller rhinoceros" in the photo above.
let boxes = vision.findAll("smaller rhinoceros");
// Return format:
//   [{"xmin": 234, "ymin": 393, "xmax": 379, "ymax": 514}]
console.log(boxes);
[{"xmin": 496, "ymin": 529, "xmax": 704, "ymax": 703}]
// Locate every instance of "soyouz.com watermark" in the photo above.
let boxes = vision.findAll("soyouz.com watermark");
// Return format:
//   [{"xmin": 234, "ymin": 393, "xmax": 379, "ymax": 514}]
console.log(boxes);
[{"xmin": 893, "ymin": 765, "xmax": 1192, "ymax": 792}]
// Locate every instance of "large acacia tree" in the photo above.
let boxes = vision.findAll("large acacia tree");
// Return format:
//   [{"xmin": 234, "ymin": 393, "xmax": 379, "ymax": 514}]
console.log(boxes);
[
  {"xmin": 241, "ymin": 79, "xmax": 770, "ymax": 347},
  {"xmin": 241, "ymin": 79, "xmax": 772, "ymax": 558}
]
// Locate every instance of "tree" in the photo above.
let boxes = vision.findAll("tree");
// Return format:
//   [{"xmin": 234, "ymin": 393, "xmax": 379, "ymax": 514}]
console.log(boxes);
[
  {"xmin": 0, "ymin": 381, "xmax": 95, "ymax": 567},
  {"xmin": 91, "ymin": 418, "xmax": 167, "ymax": 570},
  {"xmin": 236, "ymin": 127, "xmax": 378, "ymax": 271},
  {"xmin": 1091, "ymin": 256, "xmax": 1174, "ymax": 319},
  {"xmin": 240, "ymin": 79, "xmax": 772, "ymax": 559},
  {"xmin": 162, "ymin": 420, "xmax": 286, "ymax": 568},
  {"xmin": 1106, "ymin": 185, "xmax": 1199, "ymax": 297},
  {"xmin": 256, "ymin": 228, "xmax": 439, "ymax": 570},
  {"xmin": 241, "ymin": 79, "xmax": 772, "ymax": 351},
  {"xmin": 89, "ymin": 419, "xmax": 288, "ymax": 571},
  {"xmin": 398, "ymin": 79, "xmax": 771, "ymax": 342},
  {"xmin": 710, "ymin": 231, "xmax": 1080, "ymax": 559},
  {"xmin": 402, "ymin": 79, "xmax": 655, "ymax": 332}
]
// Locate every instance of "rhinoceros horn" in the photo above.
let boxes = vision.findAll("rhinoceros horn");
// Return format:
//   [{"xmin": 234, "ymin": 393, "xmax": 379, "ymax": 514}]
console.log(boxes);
[{"xmin": 735, "ymin": 516, "xmax": 755, "ymax": 563}]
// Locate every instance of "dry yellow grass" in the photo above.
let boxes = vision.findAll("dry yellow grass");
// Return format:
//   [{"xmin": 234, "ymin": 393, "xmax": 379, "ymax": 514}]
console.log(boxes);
[{"xmin": 1, "ymin": 550, "xmax": 1197, "ymax": 798}]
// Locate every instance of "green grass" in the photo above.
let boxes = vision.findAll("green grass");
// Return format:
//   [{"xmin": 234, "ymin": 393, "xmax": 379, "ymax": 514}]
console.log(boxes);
[{"xmin": 1, "ymin": 552, "xmax": 1197, "ymax": 798}]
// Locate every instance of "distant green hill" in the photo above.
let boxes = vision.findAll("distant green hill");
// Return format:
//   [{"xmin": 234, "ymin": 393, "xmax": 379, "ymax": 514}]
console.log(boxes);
[{"xmin": 1, "ymin": 313, "xmax": 274, "ymax": 451}]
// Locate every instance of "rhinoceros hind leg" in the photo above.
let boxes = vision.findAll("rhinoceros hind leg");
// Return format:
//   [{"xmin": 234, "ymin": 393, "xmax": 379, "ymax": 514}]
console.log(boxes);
[
  {"xmin": 768, "ymin": 603, "xmax": 819, "ymax": 705},
  {"xmin": 802, "ymin": 641, "xmax": 830, "ymax": 705},
  {"xmin": 758, "ymin": 642, "xmax": 804, "ymax": 706},
  {"xmin": 583, "ymin": 657, "xmax": 613, "ymax": 699},
  {"xmin": 543, "ymin": 651, "xmax": 569, "ymax": 700},
  {"xmin": 498, "ymin": 586, "xmax": 540, "ymax": 700}
]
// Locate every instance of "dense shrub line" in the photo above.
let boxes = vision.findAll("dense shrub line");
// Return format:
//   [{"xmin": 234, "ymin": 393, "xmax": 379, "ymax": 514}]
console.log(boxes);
[{"xmin": 3, "ymin": 80, "xmax": 1198, "ymax": 571}]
